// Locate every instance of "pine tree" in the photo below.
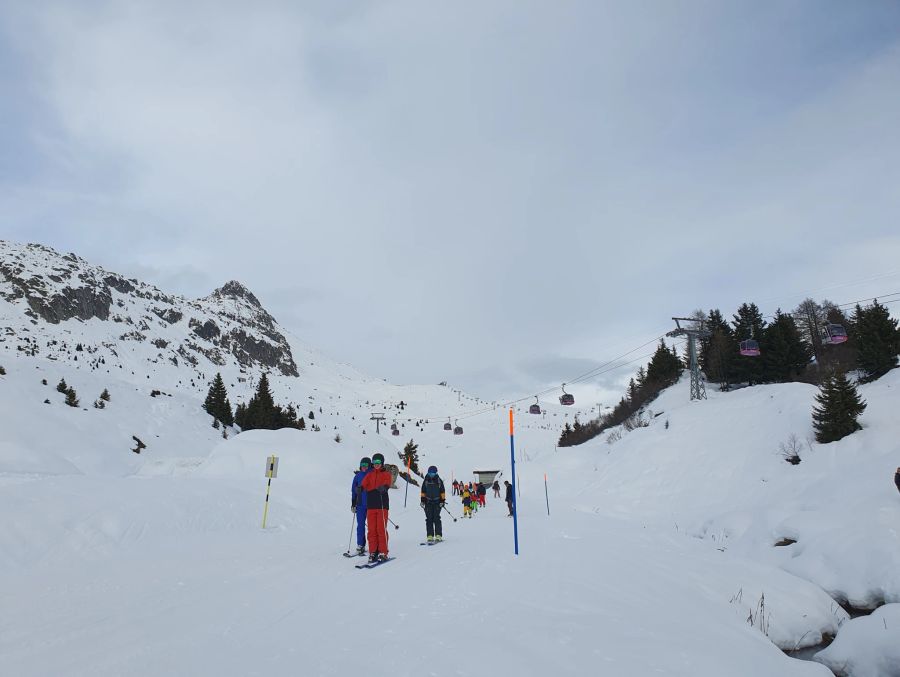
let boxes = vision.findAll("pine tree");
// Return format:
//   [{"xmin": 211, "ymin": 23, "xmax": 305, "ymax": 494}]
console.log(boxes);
[
  {"xmin": 56, "ymin": 378, "xmax": 68, "ymax": 394},
  {"xmin": 854, "ymin": 300, "xmax": 899, "ymax": 380},
  {"xmin": 64, "ymin": 386, "xmax": 80, "ymax": 408},
  {"xmin": 762, "ymin": 310, "xmax": 811, "ymax": 382},
  {"xmin": 812, "ymin": 371, "xmax": 867, "ymax": 443},
  {"xmin": 202, "ymin": 373, "xmax": 233, "ymax": 427},
  {"xmin": 399, "ymin": 439, "xmax": 420, "ymax": 474},
  {"xmin": 701, "ymin": 309, "xmax": 736, "ymax": 387},
  {"xmin": 732, "ymin": 302, "xmax": 767, "ymax": 385},
  {"xmin": 645, "ymin": 340, "xmax": 682, "ymax": 388},
  {"xmin": 297, "ymin": 416, "xmax": 306, "ymax": 430},
  {"xmin": 99, "ymin": 388, "xmax": 111, "ymax": 402},
  {"xmin": 234, "ymin": 402, "xmax": 247, "ymax": 429}
]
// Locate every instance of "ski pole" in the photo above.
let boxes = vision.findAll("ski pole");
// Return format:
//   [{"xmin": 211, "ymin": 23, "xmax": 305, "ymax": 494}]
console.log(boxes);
[
  {"xmin": 387, "ymin": 516, "xmax": 400, "ymax": 530},
  {"xmin": 345, "ymin": 509, "xmax": 356, "ymax": 555},
  {"xmin": 442, "ymin": 504, "xmax": 458, "ymax": 522}
]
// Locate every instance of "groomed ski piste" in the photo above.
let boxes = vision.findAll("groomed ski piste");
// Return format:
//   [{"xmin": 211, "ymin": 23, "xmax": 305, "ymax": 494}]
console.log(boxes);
[{"xmin": 1, "ymin": 346, "xmax": 899, "ymax": 676}]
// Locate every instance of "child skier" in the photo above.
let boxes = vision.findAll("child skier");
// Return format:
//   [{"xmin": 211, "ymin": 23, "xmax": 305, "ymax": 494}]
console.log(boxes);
[
  {"xmin": 461, "ymin": 487, "xmax": 473, "ymax": 518},
  {"xmin": 350, "ymin": 457, "xmax": 370, "ymax": 555},
  {"xmin": 420, "ymin": 465, "xmax": 446, "ymax": 542}
]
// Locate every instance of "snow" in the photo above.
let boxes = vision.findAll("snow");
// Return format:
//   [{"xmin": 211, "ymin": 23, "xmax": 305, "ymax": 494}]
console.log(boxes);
[{"xmin": 2, "ymin": 245, "xmax": 899, "ymax": 675}]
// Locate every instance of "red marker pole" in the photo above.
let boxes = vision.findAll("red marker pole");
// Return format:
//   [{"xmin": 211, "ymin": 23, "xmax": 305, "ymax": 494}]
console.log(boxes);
[{"xmin": 509, "ymin": 409, "xmax": 519, "ymax": 555}]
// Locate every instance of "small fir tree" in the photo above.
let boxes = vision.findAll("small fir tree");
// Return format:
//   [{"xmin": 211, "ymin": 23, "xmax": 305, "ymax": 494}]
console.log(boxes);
[
  {"xmin": 202, "ymin": 373, "xmax": 233, "ymax": 426},
  {"xmin": 99, "ymin": 388, "xmax": 111, "ymax": 402},
  {"xmin": 56, "ymin": 378, "xmax": 68, "ymax": 393},
  {"xmin": 64, "ymin": 386, "xmax": 80, "ymax": 408},
  {"xmin": 853, "ymin": 300, "xmax": 900, "ymax": 380},
  {"xmin": 812, "ymin": 371, "xmax": 867, "ymax": 443},
  {"xmin": 399, "ymin": 439, "xmax": 420, "ymax": 474},
  {"xmin": 0, "ymin": 365, "xmax": 6, "ymax": 375}
]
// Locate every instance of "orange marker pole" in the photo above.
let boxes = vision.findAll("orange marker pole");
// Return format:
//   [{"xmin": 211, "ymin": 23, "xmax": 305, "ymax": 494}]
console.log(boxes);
[{"xmin": 509, "ymin": 408, "xmax": 518, "ymax": 555}]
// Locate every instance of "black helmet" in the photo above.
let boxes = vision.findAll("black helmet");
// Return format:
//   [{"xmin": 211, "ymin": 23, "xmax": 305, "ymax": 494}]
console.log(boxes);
[
  {"xmin": 372, "ymin": 452, "xmax": 385, "ymax": 466},
  {"xmin": 359, "ymin": 457, "xmax": 371, "ymax": 469}
]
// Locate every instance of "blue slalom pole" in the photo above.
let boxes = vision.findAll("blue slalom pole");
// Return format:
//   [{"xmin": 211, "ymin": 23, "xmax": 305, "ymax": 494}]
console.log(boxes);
[{"xmin": 509, "ymin": 409, "xmax": 519, "ymax": 555}]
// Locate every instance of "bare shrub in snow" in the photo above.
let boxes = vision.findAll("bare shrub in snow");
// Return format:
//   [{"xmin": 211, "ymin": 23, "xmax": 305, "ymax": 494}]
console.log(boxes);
[
  {"xmin": 606, "ymin": 429, "xmax": 622, "ymax": 445},
  {"xmin": 779, "ymin": 433, "xmax": 802, "ymax": 465}
]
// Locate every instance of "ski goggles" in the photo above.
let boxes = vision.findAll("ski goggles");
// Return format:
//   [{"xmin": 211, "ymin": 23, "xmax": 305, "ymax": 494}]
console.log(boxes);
[
  {"xmin": 372, "ymin": 460, "xmax": 383, "ymax": 466},
  {"xmin": 360, "ymin": 463, "xmax": 370, "ymax": 469}
]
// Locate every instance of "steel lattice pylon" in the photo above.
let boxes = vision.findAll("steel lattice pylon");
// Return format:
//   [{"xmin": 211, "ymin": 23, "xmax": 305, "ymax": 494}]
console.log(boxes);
[{"xmin": 667, "ymin": 317, "xmax": 712, "ymax": 401}]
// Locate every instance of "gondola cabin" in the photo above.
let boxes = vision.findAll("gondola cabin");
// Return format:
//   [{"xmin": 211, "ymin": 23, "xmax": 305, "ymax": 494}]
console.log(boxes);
[
  {"xmin": 443, "ymin": 422, "xmax": 452, "ymax": 431},
  {"xmin": 739, "ymin": 339, "xmax": 761, "ymax": 357},
  {"xmin": 823, "ymin": 324, "xmax": 848, "ymax": 345},
  {"xmin": 529, "ymin": 403, "xmax": 541, "ymax": 415},
  {"xmin": 559, "ymin": 393, "xmax": 575, "ymax": 406},
  {"xmin": 392, "ymin": 428, "xmax": 400, "ymax": 436},
  {"xmin": 453, "ymin": 426, "xmax": 464, "ymax": 435}
]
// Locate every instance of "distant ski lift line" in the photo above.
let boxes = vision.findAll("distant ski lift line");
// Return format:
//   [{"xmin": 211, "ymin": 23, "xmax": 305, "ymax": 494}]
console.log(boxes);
[{"xmin": 403, "ymin": 287, "xmax": 899, "ymax": 426}]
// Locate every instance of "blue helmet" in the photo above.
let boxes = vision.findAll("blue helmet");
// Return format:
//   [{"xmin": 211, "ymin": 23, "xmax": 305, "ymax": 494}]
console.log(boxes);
[
  {"xmin": 427, "ymin": 465, "xmax": 438, "ymax": 475},
  {"xmin": 359, "ymin": 457, "xmax": 371, "ymax": 469}
]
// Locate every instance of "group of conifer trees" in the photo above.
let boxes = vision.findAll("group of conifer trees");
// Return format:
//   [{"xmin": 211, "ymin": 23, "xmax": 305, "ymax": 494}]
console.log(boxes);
[
  {"xmin": 203, "ymin": 372, "xmax": 306, "ymax": 431},
  {"xmin": 559, "ymin": 297, "xmax": 898, "ymax": 447},
  {"xmin": 700, "ymin": 299, "xmax": 899, "ymax": 388}
]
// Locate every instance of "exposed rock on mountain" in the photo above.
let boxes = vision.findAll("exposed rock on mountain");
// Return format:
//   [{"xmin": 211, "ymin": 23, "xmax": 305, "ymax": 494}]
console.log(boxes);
[{"xmin": 0, "ymin": 241, "xmax": 299, "ymax": 383}]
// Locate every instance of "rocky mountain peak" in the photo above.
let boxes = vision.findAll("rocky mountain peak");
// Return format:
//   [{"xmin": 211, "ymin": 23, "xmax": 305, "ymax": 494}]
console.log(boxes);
[{"xmin": 208, "ymin": 280, "xmax": 261, "ymax": 308}]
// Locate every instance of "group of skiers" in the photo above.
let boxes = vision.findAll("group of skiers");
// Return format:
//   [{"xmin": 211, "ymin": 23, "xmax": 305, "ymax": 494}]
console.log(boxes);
[
  {"xmin": 351, "ymin": 457, "xmax": 517, "ymax": 561},
  {"xmin": 351, "ymin": 453, "xmax": 393, "ymax": 563}
]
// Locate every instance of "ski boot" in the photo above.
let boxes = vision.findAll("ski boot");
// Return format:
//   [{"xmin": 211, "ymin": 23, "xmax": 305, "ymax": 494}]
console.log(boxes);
[
  {"xmin": 435, "ymin": 535, "xmax": 442, "ymax": 542},
  {"xmin": 377, "ymin": 553, "xmax": 389, "ymax": 562},
  {"xmin": 368, "ymin": 552, "xmax": 379, "ymax": 563},
  {"xmin": 356, "ymin": 545, "xmax": 366, "ymax": 556},
  {"xmin": 426, "ymin": 535, "xmax": 435, "ymax": 543}
]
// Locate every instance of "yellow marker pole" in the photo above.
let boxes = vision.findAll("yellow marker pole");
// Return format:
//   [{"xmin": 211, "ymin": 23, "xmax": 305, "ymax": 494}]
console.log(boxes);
[{"xmin": 262, "ymin": 477, "xmax": 273, "ymax": 528}]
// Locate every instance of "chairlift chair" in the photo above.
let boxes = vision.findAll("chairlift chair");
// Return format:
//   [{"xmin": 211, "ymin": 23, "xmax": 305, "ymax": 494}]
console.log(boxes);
[
  {"xmin": 823, "ymin": 323, "xmax": 848, "ymax": 345},
  {"xmin": 559, "ymin": 384, "xmax": 575, "ymax": 406},
  {"xmin": 739, "ymin": 339, "xmax": 761, "ymax": 357}
]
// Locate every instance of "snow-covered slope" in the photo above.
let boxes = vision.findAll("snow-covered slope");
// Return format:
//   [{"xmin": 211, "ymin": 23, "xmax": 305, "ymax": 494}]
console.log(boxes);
[{"xmin": 2, "ymin": 241, "xmax": 898, "ymax": 676}]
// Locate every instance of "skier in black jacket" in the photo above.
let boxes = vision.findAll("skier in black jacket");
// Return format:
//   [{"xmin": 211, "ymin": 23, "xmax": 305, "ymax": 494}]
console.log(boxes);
[
  {"xmin": 504, "ymin": 480, "xmax": 514, "ymax": 516},
  {"xmin": 420, "ymin": 465, "xmax": 446, "ymax": 543}
]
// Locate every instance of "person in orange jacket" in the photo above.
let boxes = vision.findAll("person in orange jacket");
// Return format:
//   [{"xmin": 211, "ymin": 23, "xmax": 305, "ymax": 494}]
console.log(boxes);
[{"xmin": 360, "ymin": 452, "xmax": 392, "ymax": 562}]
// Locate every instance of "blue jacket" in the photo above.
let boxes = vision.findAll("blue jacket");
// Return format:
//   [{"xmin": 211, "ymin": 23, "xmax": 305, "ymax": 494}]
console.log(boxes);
[{"xmin": 352, "ymin": 469, "xmax": 369, "ymax": 511}]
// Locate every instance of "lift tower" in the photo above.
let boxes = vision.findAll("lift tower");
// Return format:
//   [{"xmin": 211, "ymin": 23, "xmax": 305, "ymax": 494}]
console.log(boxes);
[{"xmin": 667, "ymin": 317, "xmax": 711, "ymax": 401}]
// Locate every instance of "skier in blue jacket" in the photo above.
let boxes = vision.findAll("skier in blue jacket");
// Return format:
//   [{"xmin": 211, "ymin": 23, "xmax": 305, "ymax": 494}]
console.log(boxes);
[{"xmin": 351, "ymin": 457, "xmax": 371, "ymax": 555}]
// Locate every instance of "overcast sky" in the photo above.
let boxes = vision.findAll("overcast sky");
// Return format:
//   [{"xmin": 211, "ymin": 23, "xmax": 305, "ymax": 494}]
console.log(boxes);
[{"xmin": 2, "ymin": 1, "xmax": 900, "ymax": 403}]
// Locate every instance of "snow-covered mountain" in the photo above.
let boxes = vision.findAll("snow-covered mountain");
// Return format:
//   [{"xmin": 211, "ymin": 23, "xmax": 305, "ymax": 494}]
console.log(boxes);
[
  {"xmin": 0, "ymin": 240, "xmax": 298, "ymax": 383},
  {"xmin": 2, "ymin": 240, "xmax": 898, "ymax": 677}
]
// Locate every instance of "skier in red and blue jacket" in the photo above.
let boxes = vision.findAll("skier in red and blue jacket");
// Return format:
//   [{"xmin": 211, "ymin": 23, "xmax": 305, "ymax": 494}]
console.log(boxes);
[
  {"xmin": 360, "ymin": 453, "xmax": 392, "ymax": 562},
  {"xmin": 351, "ymin": 457, "xmax": 371, "ymax": 555}
]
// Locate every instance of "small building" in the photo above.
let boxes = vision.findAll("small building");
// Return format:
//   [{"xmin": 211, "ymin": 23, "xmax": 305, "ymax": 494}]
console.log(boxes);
[{"xmin": 473, "ymin": 469, "xmax": 502, "ymax": 486}]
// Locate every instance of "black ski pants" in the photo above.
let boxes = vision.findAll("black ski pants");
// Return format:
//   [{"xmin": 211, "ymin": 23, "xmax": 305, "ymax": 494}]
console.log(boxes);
[{"xmin": 424, "ymin": 501, "xmax": 443, "ymax": 537}]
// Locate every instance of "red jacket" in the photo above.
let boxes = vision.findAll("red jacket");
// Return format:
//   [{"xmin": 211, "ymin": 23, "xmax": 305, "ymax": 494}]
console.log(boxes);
[{"xmin": 361, "ymin": 467, "xmax": 392, "ymax": 509}]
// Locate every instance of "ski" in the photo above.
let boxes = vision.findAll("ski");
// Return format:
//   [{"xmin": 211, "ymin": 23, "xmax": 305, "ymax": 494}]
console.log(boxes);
[
  {"xmin": 355, "ymin": 557, "xmax": 394, "ymax": 569},
  {"xmin": 419, "ymin": 540, "xmax": 444, "ymax": 546},
  {"xmin": 342, "ymin": 551, "xmax": 366, "ymax": 558}
]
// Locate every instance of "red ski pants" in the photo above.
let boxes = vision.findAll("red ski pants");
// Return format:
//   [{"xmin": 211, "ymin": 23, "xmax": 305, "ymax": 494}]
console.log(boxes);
[{"xmin": 366, "ymin": 508, "xmax": 389, "ymax": 555}]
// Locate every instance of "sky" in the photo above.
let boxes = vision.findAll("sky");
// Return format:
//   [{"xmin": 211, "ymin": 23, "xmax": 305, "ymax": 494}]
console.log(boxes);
[{"xmin": 2, "ymin": 1, "xmax": 900, "ymax": 402}]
